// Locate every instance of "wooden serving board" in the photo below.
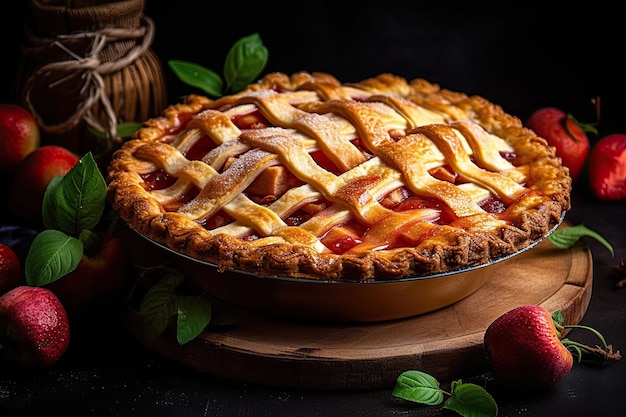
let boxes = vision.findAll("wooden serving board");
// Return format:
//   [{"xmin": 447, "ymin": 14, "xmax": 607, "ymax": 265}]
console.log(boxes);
[{"xmin": 124, "ymin": 236, "xmax": 593, "ymax": 391}]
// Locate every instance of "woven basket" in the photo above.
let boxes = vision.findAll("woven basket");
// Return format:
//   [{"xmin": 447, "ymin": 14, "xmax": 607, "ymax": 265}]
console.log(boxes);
[{"xmin": 16, "ymin": 0, "xmax": 167, "ymax": 161}]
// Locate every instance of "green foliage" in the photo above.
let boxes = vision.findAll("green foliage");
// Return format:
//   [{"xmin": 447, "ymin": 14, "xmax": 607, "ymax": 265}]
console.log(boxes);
[
  {"xmin": 393, "ymin": 371, "xmax": 497, "ymax": 417},
  {"xmin": 168, "ymin": 33, "xmax": 268, "ymax": 98},
  {"xmin": 25, "ymin": 230, "xmax": 83, "ymax": 287},
  {"xmin": 548, "ymin": 224, "xmax": 614, "ymax": 256},
  {"xmin": 25, "ymin": 153, "xmax": 107, "ymax": 286},
  {"xmin": 138, "ymin": 266, "xmax": 230, "ymax": 345},
  {"xmin": 168, "ymin": 60, "xmax": 223, "ymax": 97}
]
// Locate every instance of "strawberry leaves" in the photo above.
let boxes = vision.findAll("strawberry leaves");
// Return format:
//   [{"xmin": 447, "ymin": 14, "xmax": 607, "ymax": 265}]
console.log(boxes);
[{"xmin": 393, "ymin": 370, "xmax": 497, "ymax": 417}]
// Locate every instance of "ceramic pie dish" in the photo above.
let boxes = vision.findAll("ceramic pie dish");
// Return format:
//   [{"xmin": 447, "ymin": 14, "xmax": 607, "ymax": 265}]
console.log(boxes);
[
  {"xmin": 123, "ymin": 215, "xmax": 563, "ymax": 322},
  {"xmin": 107, "ymin": 71, "xmax": 571, "ymax": 321}
]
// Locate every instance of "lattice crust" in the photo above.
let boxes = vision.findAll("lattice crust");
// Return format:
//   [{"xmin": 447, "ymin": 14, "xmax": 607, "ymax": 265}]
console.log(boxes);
[{"xmin": 107, "ymin": 72, "xmax": 571, "ymax": 281}]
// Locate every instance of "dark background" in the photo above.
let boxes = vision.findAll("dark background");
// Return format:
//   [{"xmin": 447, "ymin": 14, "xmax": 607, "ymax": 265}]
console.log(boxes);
[
  {"xmin": 2, "ymin": 3, "xmax": 624, "ymax": 135},
  {"xmin": 1, "ymin": 4, "xmax": 625, "ymax": 417}
]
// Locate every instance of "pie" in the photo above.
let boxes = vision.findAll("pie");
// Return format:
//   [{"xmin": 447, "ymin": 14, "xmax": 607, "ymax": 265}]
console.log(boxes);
[{"xmin": 106, "ymin": 72, "xmax": 571, "ymax": 282}]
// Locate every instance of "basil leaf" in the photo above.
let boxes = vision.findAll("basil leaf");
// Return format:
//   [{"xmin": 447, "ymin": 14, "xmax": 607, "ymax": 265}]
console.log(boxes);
[
  {"xmin": 548, "ymin": 224, "xmax": 614, "ymax": 256},
  {"xmin": 168, "ymin": 60, "xmax": 223, "ymax": 97},
  {"xmin": 25, "ymin": 229, "xmax": 83, "ymax": 286},
  {"xmin": 79, "ymin": 228, "xmax": 102, "ymax": 256},
  {"xmin": 87, "ymin": 122, "xmax": 143, "ymax": 140},
  {"xmin": 444, "ymin": 381, "xmax": 498, "ymax": 417},
  {"xmin": 223, "ymin": 33, "xmax": 268, "ymax": 93},
  {"xmin": 42, "ymin": 175, "xmax": 64, "ymax": 230},
  {"xmin": 116, "ymin": 122, "xmax": 143, "ymax": 139},
  {"xmin": 392, "ymin": 370, "xmax": 444, "ymax": 405},
  {"xmin": 176, "ymin": 295, "xmax": 212, "ymax": 344},
  {"xmin": 53, "ymin": 152, "xmax": 107, "ymax": 235}
]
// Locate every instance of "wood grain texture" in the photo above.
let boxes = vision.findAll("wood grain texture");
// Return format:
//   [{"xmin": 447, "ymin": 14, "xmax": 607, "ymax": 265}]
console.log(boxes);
[{"xmin": 124, "ymin": 237, "xmax": 592, "ymax": 390}]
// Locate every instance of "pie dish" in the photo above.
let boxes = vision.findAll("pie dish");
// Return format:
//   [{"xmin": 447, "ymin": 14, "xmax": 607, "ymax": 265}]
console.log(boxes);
[{"xmin": 106, "ymin": 71, "xmax": 571, "ymax": 283}]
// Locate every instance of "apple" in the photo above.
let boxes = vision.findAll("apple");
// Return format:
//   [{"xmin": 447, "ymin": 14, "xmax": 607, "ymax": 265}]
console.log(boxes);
[
  {"xmin": 0, "ymin": 103, "xmax": 41, "ymax": 173},
  {"xmin": 45, "ymin": 232, "xmax": 132, "ymax": 315},
  {"xmin": 0, "ymin": 243, "xmax": 24, "ymax": 295},
  {"xmin": 7, "ymin": 145, "xmax": 79, "ymax": 224},
  {"xmin": 0, "ymin": 285, "xmax": 70, "ymax": 367}
]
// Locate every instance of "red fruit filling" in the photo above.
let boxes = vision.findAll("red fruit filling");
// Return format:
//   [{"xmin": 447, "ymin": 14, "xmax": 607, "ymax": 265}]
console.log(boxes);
[{"xmin": 139, "ymin": 112, "xmax": 519, "ymax": 255}]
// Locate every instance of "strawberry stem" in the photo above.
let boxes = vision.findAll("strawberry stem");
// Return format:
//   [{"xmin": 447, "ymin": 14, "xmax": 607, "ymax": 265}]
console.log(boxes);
[{"xmin": 554, "ymin": 320, "xmax": 622, "ymax": 363}]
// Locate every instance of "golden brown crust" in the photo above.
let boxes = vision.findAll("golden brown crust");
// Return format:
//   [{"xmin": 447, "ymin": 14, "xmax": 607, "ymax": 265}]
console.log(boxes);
[{"xmin": 107, "ymin": 72, "xmax": 571, "ymax": 282}]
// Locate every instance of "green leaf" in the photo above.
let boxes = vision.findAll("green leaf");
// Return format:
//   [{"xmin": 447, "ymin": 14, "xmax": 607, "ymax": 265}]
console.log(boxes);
[
  {"xmin": 223, "ymin": 33, "xmax": 268, "ymax": 93},
  {"xmin": 25, "ymin": 229, "xmax": 83, "ymax": 286},
  {"xmin": 392, "ymin": 370, "xmax": 444, "ymax": 405},
  {"xmin": 548, "ymin": 224, "xmax": 614, "ymax": 256},
  {"xmin": 87, "ymin": 122, "xmax": 143, "ymax": 140},
  {"xmin": 52, "ymin": 152, "xmax": 107, "ymax": 235},
  {"xmin": 139, "ymin": 270, "xmax": 185, "ymax": 340},
  {"xmin": 168, "ymin": 60, "xmax": 223, "ymax": 97},
  {"xmin": 444, "ymin": 381, "xmax": 498, "ymax": 417},
  {"xmin": 551, "ymin": 310, "xmax": 565, "ymax": 326},
  {"xmin": 116, "ymin": 122, "xmax": 143, "ymax": 138},
  {"xmin": 176, "ymin": 295, "xmax": 212, "ymax": 344},
  {"xmin": 79, "ymin": 228, "xmax": 102, "ymax": 256},
  {"xmin": 42, "ymin": 175, "xmax": 64, "ymax": 230}
]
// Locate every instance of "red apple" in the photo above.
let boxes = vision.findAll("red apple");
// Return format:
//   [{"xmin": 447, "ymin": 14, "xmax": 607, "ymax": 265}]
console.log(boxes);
[
  {"xmin": 0, "ymin": 103, "xmax": 41, "ymax": 173},
  {"xmin": 0, "ymin": 285, "xmax": 70, "ymax": 367},
  {"xmin": 0, "ymin": 243, "xmax": 24, "ymax": 295},
  {"xmin": 7, "ymin": 145, "xmax": 79, "ymax": 223},
  {"xmin": 45, "ymin": 232, "xmax": 132, "ymax": 315}
]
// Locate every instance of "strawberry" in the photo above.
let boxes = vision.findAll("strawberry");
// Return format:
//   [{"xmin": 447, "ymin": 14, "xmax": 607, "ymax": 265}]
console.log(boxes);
[
  {"xmin": 484, "ymin": 305, "xmax": 573, "ymax": 389},
  {"xmin": 526, "ymin": 107, "xmax": 596, "ymax": 183},
  {"xmin": 588, "ymin": 133, "xmax": 626, "ymax": 201},
  {"xmin": 484, "ymin": 305, "xmax": 621, "ymax": 390},
  {"xmin": 0, "ymin": 243, "xmax": 24, "ymax": 295}
]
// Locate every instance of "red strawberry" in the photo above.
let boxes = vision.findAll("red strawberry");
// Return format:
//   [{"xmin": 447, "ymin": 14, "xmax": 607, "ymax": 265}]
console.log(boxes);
[
  {"xmin": 588, "ymin": 133, "xmax": 626, "ymax": 201},
  {"xmin": 484, "ymin": 305, "xmax": 573, "ymax": 389},
  {"xmin": 0, "ymin": 286, "xmax": 70, "ymax": 367},
  {"xmin": 526, "ymin": 107, "xmax": 595, "ymax": 183},
  {"xmin": 0, "ymin": 243, "xmax": 24, "ymax": 295}
]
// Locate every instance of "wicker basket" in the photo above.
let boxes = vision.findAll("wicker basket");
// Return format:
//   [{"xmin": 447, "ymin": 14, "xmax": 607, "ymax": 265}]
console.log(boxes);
[{"xmin": 16, "ymin": 0, "xmax": 167, "ymax": 161}]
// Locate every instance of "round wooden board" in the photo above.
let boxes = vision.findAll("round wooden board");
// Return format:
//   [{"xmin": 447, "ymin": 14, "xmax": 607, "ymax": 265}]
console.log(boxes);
[{"xmin": 124, "ymin": 235, "xmax": 593, "ymax": 391}]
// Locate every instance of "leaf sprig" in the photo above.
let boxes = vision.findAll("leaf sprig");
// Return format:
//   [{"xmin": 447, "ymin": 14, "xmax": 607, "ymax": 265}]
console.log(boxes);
[
  {"xmin": 393, "ymin": 371, "xmax": 498, "ymax": 417},
  {"xmin": 25, "ymin": 152, "xmax": 108, "ymax": 286},
  {"xmin": 168, "ymin": 33, "xmax": 269, "ymax": 98},
  {"xmin": 548, "ymin": 223, "xmax": 614, "ymax": 256},
  {"xmin": 137, "ymin": 265, "xmax": 235, "ymax": 344}
]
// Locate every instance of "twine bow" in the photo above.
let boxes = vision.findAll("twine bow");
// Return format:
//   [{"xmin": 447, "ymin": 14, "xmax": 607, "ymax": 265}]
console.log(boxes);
[{"xmin": 22, "ymin": 16, "xmax": 155, "ymax": 152}]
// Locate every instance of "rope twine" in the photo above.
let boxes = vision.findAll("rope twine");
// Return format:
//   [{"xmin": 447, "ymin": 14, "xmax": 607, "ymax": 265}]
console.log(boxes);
[{"xmin": 22, "ymin": 16, "xmax": 156, "ymax": 150}]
